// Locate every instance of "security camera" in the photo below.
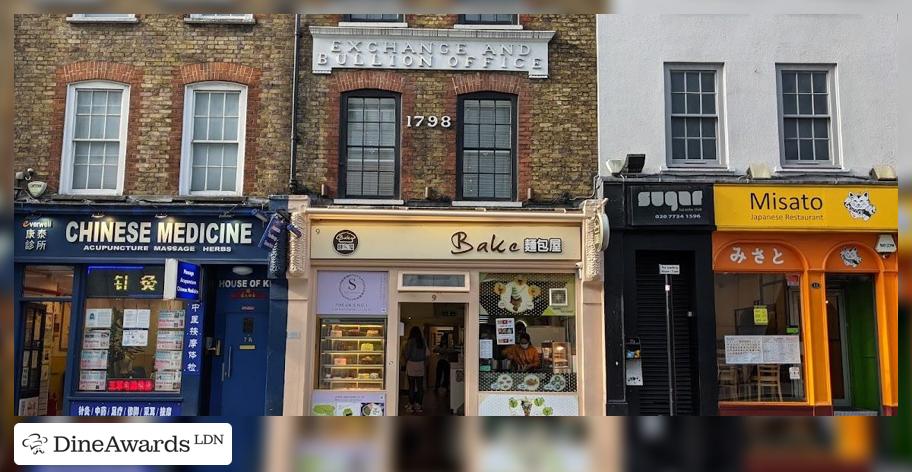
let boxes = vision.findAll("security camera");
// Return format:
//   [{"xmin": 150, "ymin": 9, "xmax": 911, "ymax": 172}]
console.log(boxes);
[{"xmin": 24, "ymin": 168, "xmax": 35, "ymax": 181}]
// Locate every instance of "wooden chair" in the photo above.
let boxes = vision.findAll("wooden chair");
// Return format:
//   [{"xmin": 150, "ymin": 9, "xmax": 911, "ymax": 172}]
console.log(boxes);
[
  {"xmin": 756, "ymin": 365, "xmax": 783, "ymax": 402},
  {"xmin": 718, "ymin": 364, "xmax": 740, "ymax": 401}
]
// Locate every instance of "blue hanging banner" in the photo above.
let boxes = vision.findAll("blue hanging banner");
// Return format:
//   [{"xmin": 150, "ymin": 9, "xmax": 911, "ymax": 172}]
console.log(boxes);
[
  {"xmin": 257, "ymin": 214, "xmax": 286, "ymax": 251},
  {"xmin": 164, "ymin": 259, "xmax": 202, "ymax": 301},
  {"xmin": 183, "ymin": 301, "xmax": 204, "ymax": 376}
]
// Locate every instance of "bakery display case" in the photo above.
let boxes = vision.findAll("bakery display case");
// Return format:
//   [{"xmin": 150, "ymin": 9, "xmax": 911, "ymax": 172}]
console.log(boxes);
[{"xmin": 318, "ymin": 319, "xmax": 386, "ymax": 390}]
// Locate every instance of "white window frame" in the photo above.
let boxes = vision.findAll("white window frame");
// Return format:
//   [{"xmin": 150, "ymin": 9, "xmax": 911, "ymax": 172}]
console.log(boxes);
[
  {"xmin": 66, "ymin": 14, "xmax": 138, "ymax": 23},
  {"xmin": 185, "ymin": 14, "xmax": 255, "ymax": 24},
  {"xmin": 179, "ymin": 81, "xmax": 248, "ymax": 197},
  {"xmin": 664, "ymin": 63, "xmax": 727, "ymax": 169},
  {"xmin": 776, "ymin": 64, "xmax": 841, "ymax": 170},
  {"xmin": 59, "ymin": 80, "xmax": 130, "ymax": 196},
  {"xmin": 454, "ymin": 14, "xmax": 523, "ymax": 30}
]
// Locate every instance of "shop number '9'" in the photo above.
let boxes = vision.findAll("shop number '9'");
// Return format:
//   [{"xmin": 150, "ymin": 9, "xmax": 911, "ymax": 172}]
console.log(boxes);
[{"xmin": 407, "ymin": 115, "xmax": 452, "ymax": 128}]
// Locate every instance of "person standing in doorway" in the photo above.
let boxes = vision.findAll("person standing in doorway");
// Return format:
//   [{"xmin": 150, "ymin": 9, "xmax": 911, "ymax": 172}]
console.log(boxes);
[
  {"xmin": 433, "ymin": 332, "xmax": 452, "ymax": 394},
  {"xmin": 403, "ymin": 327, "xmax": 430, "ymax": 414}
]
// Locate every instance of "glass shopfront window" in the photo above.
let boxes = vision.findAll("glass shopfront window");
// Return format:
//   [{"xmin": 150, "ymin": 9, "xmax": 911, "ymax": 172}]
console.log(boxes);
[
  {"xmin": 477, "ymin": 273, "xmax": 578, "ymax": 397},
  {"xmin": 78, "ymin": 265, "xmax": 185, "ymax": 393},
  {"xmin": 714, "ymin": 273, "xmax": 805, "ymax": 403}
]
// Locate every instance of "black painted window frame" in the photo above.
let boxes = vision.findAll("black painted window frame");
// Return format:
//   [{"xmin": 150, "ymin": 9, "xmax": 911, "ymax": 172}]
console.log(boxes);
[
  {"xmin": 456, "ymin": 92, "xmax": 518, "ymax": 202},
  {"xmin": 339, "ymin": 89, "xmax": 401, "ymax": 199}
]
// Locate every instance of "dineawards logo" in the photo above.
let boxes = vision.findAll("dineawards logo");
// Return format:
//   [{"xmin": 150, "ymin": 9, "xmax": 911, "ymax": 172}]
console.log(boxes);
[{"xmin": 15, "ymin": 422, "xmax": 232, "ymax": 466}]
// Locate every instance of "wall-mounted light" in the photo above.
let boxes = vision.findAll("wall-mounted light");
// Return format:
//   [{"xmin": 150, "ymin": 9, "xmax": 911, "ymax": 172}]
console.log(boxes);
[
  {"xmin": 91, "ymin": 212, "xmax": 105, "ymax": 219},
  {"xmin": 232, "ymin": 266, "xmax": 254, "ymax": 276},
  {"xmin": 154, "ymin": 213, "xmax": 168, "ymax": 219}
]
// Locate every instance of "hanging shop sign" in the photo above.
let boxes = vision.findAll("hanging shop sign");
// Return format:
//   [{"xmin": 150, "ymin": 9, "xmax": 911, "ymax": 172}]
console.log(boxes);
[
  {"xmin": 15, "ymin": 213, "xmax": 267, "ymax": 262},
  {"xmin": 714, "ymin": 185, "xmax": 898, "ymax": 232},
  {"xmin": 164, "ymin": 259, "xmax": 201, "ymax": 301},
  {"xmin": 311, "ymin": 26, "xmax": 555, "ymax": 78},
  {"xmin": 316, "ymin": 271, "xmax": 389, "ymax": 316},
  {"xmin": 311, "ymin": 221, "xmax": 581, "ymax": 261},
  {"xmin": 628, "ymin": 184, "xmax": 714, "ymax": 226}
]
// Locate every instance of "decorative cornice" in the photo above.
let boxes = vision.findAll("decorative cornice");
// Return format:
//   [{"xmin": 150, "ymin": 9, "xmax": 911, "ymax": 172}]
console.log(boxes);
[{"xmin": 309, "ymin": 26, "xmax": 555, "ymax": 41}]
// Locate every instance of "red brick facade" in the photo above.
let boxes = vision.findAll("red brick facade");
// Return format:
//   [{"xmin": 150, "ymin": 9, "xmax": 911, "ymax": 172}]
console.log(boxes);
[{"xmin": 49, "ymin": 61, "xmax": 144, "ymax": 193}]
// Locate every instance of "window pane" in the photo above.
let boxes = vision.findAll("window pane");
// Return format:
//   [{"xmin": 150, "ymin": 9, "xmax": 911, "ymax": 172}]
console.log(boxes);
[
  {"xmin": 798, "ymin": 94, "xmax": 812, "ymax": 115},
  {"xmin": 193, "ymin": 117, "xmax": 208, "ymax": 140},
  {"xmin": 74, "ymin": 142, "xmax": 90, "ymax": 163},
  {"xmin": 686, "ymin": 94, "xmax": 700, "ymax": 114},
  {"xmin": 379, "ymin": 148, "xmax": 395, "ymax": 172},
  {"xmin": 90, "ymin": 116, "xmax": 105, "ymax": 139},
  {"xmin": 478, "ymin": 174, "xmax": 495, "ymax": 198},
  {"xmin": 347, "ymin": 147, "xmax": 363, "ymax": 171},
  {"xmin": 223, "ymin": 144, "xmax": 238, "ymax": 167},
  {"xmin": 88, "ymin": 143, "xmax": 104, "ymax": 165},
  {"xmin": 700, "ymin": 118, "xmax": 716, "ymax": 138},
  {"xmin": 463, "ymin": 174, "xmax": 478, "ymax": 197},
  {"xmin": 495, "ymin": 151, "xmax": 511, "ymax": 174},
  {"xmin": 194, "ymin": 92, "xmax": 209, "ymax": 116},
  {"xmin": 77, "ymin": 91, "xmax": 92, "ymax": 114},
  {"xmin": 102, "ymin": 165, "xmax": 118, "ymax": 189},
  {"xmin": 72, "ymin": 165, "xmax": 88, "ymax": 189},
  {"xmin": 348, "ymin": 122, "xmax": 363, "ymax": 146},
  {"xmin": 105, "ymin": 115, "xmax": 120, "ymax": 139},
  {"xmin": 363, "ymin": 148, "xmax": 379, "ymax": 171},
  {"xmin": 714, "ymin": 274, "xmax": 805, "ymax": 403},
  {"xmin": 479, "ymin": 124, "xmax": 495, "ymax": 148},
  {"xmin": 348, "ymin": 98, "xmax": 364, "ymax": 121},
  {"xmin": 671, "ymin": 93, "xmax": 685, "ymax": 114},
  {"xmin": 104, "ymin": 142, "xmax": 119, "ymax": 164},
  {"xmin": 687, "ymin": 139, "xmax": 701, "ymax": 159},
  {"xmin": 107, "ymin": 92, "xmax": 122, "ymax": 114},
  {"xmin": 812, "ymin": 72, "xmax": 827, "ymax": 93},
  {"xmin": 380, "ymin": 122, "xmax": 395, "ymax": 146},
  {"xmin": 813, "ymin": 118, "xmax": 829, "ymax": 139},
  {"xmin": 479, "ymin": 100, "xmax": 496, "ymax": 122},
  {"xmin": 797, "ymin": 73, "xmax": 812, "ymax": 93},
  {"xmin": 495, "ymin": 101, "xmax": 512, "ymax": 124},
  {"xmin": 208, "ymin": 145, "xmax": 224, "ymax": 167},
  {"xmin": 463, "ymin": 150, "xmax": 478, "ymax": 173},
  {"xmin": 191, "ymin": 165, "xmax": 205, "ymax": 190},
  {"xmin": 702, "ymin": 139, "xmax": 716, "ymax": 159},
  {"xmin": 783, "ymin": 94, "xmax": 797, "ymax": 115},
  {"xmin": 464, "ymin": 124, "xmax": 479, "ymax": 148},
  {"xmin": 670, "ymin": 72, "xmax": 685, "ymax": 93},
  {"xmin": 464, "ymin": 100, "xmax": 479, "ymax": 123},
  {"xmin": 364, "ymin": 123, "xmax": 380, "ymax": 146},
  {"xmin": 701, "ymin": 94, "xmax": 715, "ymax": 114},
  {"xmin": 799, "ymin": 139, "xmax": 813, "ymax": 160},
  {"xmin": 784, "ymin": 139, "xmax": 799, "ymax": 160},
  {"xmin": 686, "ymin": 118, "xmax": 700, "ymax": 138},
  {"xmin": 672, "ymin": 138, "xmax": 686, "ymax": 160},
  {"xmin": 378, "ymin": 171, "xmax": 394, "ymax": 196},
  {"xmin": 685, "ymin": 72, "xmax": 699, "ymax": 92},
  {"xmin": 364, "ymin": 98, "xmax": 380, "ymax": 121},
  {"xmin": 208, "ymin": 117, "xmax": 224, "ymax": 140},
  {"xmin": 814, "ymin": 139, "xmax": 830, "ymax": 160},
  {"xmin": 206, "ymin": 166, "xmax": 220, "ymax": 190},
  {"xmin": 346, "ymin": 171, "xmax": 362, "ymax": 195},
  {"xmin": 192, "ymin": 143, "xmax": 209, "ymax": 166},
  {"xmin": 782, "ymin": 72, "xmax": 796, "ymax": 94},
  {"xmin": 92, "ymin": 91, "xmax": 107, "ymax": 115},
  {"xmin": 379, "ymin": 98, "xmax": 395, "ymax": 121},
  {"xmin": 478, "ymin": 150, "xmax": 495, "ymax": 174},
  {"xmin": 784, "ymin": 118, "xmax": 798, "ymax": 139},
  {"xmin": 223, "ymin": 117, "xmax": 238, "ymax": 141},
  {"xmin": 224, "ymin": 92, "xmax": 239, "ymax": 117},
  {"xmin": 495, "ymin": 124, "xmax": 511, "ymax": 148},
  {"xmin": 813, "ymin": 94, "xmax": 828, "ymax": 115},
  {"xmin": 75, "ymin": 115, "xmax": 90, "ymax": 139},
  {"xmin": 495, "ymin": 174, "xmax": 511, "ymax": 199},
  {"xmin": 209, "ymin": 93, "xmax": 225, "ymax": 117},
  {"xmin": 222, "ymin": 166, "xmax": 237, "ymax": 191},
  {"xmin": 671, "ymin": 118, "xmax": 685, "ymax": 138},
  {"xmin": 362, "ymin": 171, "xmax": 379, "ymax": 195},
  {"xmin": 701, "ymin": 72, "xmax": 715, "ymax": 92},
  {"xmin": 798, "ymin": 120, "xmax": 812, "ymax": 138},
  {"xmin": 86, "ymin": 166, "xmax": 103, "ymax": 189}
]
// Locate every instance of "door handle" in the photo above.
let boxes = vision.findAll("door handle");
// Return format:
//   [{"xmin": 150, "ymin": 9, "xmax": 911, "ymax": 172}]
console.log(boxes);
[
  {"xmin": 221, "ymin": 345, "xmax": 233, "ymax": 381},
  {"xmin": 226, "ymin": 346, "xmax": 233, "ymax": 380}
]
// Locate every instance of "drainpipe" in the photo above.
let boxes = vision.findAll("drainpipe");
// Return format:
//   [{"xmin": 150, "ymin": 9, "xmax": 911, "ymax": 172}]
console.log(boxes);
[{"xmin": 288, "ymin": 13, "xmax": 301, "ymax": 194}]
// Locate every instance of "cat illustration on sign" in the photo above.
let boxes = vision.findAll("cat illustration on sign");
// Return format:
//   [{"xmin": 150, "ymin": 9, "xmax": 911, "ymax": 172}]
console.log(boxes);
[
  {"xmin": 844, "ymin": 192, "xmax": 877, "ymax": 221},
  {"xmin": 840, "ymin": 247, "xmax": 863, "ymax": 268}
]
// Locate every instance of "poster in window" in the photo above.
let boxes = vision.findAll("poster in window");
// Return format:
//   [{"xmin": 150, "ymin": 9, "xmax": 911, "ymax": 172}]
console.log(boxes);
[
  {"xmin": 158, "ymin": 310, "xmax": 185, "ymax": 329},
  {"xmin": 122, "ymin": 329, "xmax": 149, "ymax": 347},
  {"xmin": 79, "ymin": 370, "xmax": 107, "ymax": 391},
  {"xmin": 495, "ymin": 318, "xmax": 516, "ymax": 345},
  {"xmin": 480, "ymin": 339, "xmax": 494, "ymax": 359},
  {"xmin": 753, "ymin": 306, "xmax": 769, "ymax": 326},
  {"xmin": 123, "ymin": 309, "xmax": 151, "ymax": 329},
  {"xmin": 82, "ymin": 330, "xmax": 111, "ymax": 350},
  {"xmin": 154, "ymin": 371, "xmax": 182, "ymax": 392},
  {"xmin": 156, "ymin": 330, "xmax": 184, "ymax": 351},
  {"xmin": 80, "ymin": 349, "xmax": 108, "ymax": 369},
  {"xmin": 85, "ymin": 308, "xmax": 113, "ymax": 329},
  {"xmin": 154, "ymin": 350, "xmax": 182, "ymax": 370}
]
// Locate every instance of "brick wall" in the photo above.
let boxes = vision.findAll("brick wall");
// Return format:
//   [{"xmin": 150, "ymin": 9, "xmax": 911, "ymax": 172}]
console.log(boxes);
[
  {"xmin": 295, "ymin": 14, "xmax": 598, "ymax": 203},
  {"xmin": 13, "ymin": 14, "xmax": 295, "ymax": 197}
]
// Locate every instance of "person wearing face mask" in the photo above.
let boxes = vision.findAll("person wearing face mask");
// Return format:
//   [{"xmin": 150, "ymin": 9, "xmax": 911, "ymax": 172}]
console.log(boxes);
[{"xmin": 503, "ymin": 333, "xmax": 541, "ymax": 372}]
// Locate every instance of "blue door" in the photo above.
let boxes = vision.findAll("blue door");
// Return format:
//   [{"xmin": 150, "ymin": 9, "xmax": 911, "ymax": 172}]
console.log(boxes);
[{"xmin": 218, "ymin": 311, "xmax": 268, "ymax": 415}]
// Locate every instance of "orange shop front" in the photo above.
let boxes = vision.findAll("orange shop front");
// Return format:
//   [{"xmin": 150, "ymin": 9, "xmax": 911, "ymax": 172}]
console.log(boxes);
[{"xmin": 712, "ymin": 184, "xmax": 898, "ymax": 416}]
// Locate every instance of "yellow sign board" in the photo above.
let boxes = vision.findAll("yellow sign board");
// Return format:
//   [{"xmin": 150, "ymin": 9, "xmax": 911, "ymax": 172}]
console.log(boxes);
[
  {"xmin": 311, "ymin": 221, "xmax": 581, "ymax": 260},
  {"xmin": 753, "ymin": 306, "xmax": 769, "ymax": 326},
  {"xmin": 714, "ymin": 185, "xmax": 898, "ymax": 232}
]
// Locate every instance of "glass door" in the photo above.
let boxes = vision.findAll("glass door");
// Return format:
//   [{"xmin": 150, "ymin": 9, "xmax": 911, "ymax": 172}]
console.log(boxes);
[{"xmin": 826, "ymin": 290, "xmax": 852, "ymax": 408}]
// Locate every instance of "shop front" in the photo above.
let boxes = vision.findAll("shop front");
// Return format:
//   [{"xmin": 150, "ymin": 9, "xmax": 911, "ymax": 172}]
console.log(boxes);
[
  {"xmin": 282, "ymin": 202, "xmax": 606, "ymax": 416},
  {"xmin": 601, "ymin": 180, "xmax": 717, "ymax": 415},
  {"xmin": 13, "ymin": 203, "xmax": 280, "ymax": 416},
  {"xmin": 712, "ymin": 184, "xmax": 898, "ymax": 416}
]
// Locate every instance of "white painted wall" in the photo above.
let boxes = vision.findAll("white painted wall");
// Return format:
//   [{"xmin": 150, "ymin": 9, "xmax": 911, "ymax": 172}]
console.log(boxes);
[{"xmin": 597, "ymin": 14, "xmax": 898, "ymax": 177}]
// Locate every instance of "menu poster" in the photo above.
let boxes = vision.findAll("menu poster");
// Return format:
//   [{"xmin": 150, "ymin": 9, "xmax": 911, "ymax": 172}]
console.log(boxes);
[
  {"xmin": 154, "ymin": 351, "xmax": 182, "ymax": 371},
  {"xmin": 123, "ymin": 309, "xmax": 151, "ymax": 329},
  {"xmin": 761, "ymin": 336, "xmax": 801, "ymax": 364},
  {"xmin": 725, "ymin": 335, "xmax": 801, "ymax": 365},
  {"xmin": 122, "ymin": 329, "xmax": 149, "ymax": 347},
  {"xmin": 724, "ymin": 336, "xmax": 763, "ymax": 364},
  {"xmin": 80, "ymin": 350, "xmax": 108, "ymax": 370},
  {"xmin": 158, "ymin": 311, "xmax": 185, "ymax": 330},
  {"xmin": 79, "ymin": 370, "xmax": 107, "ymax": 391},
  {"xmin": 85, "ymin": 309, "xmax": 113, "ymax": 329},
  {"xmin": 155, "ymin": 371, "xmax": 182, "ymax": 392},
  {"xmin": 156, "ymin": 331, "xmax": 184, "ymax": 351},
  {"xmin": 480, "ymin": 339, "xmax": 494, "ymax": 359},
  {"xmin": 495, "ymin": 318, "xmax": 516, "ymax": 346},
  {"xmin": 82, "ymin": 330, "xmax": 111, "ymax": 350}
]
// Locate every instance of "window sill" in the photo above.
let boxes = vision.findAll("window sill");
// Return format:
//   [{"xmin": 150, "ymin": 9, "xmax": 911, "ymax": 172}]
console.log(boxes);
[
  {"xmin": 451, "ymin": 200, "xmax": 523, "ymax": 208},
  {"xmin": 661, "ymin": 166, "xmax": 736, "ymax": 175},
  {"xmin": 53, "ymin": 193, "xmax": 127, "ymax": 201},
  {"xmin": 333, "ymin": 198, "xmax": 405, "ymax": 206},
  {"xmin": 775, "ymin": 166, "xmax": 850, "ymax": 175},
  {"xmin": 184, "ymin": 16, "xmax": 256, "ymax": 25},
  {"xmin": 177, "ymin": 195, "xmax": 245, "ymax": 203},
  {"xmin": 66, "ymin": 16, "xmax": 139, "ymax": 24},
  {"xmin": 453, "ymin": 24, "xmax": 523, "ymax": 30},
  {"xmin": 338, "ymin": 22, "xmax": 408, "ymax": 28}
]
